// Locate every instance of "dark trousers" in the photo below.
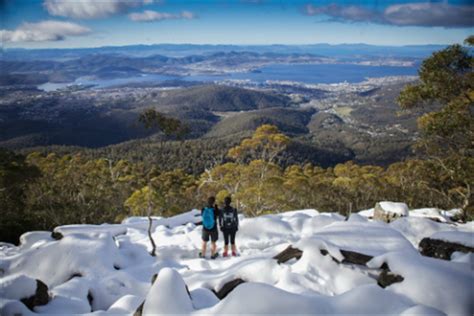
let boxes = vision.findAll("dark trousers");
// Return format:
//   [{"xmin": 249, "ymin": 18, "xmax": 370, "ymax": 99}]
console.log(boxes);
[{"xmin": 223, "ymin": 230, "xmax": 236, "ymax": 245}]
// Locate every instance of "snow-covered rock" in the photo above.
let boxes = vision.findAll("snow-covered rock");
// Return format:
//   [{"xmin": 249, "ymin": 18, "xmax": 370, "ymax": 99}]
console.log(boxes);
[
  {"xmin": 368, "ymin": 250, "xmax": 474, "ymax": 315},
  {"xmin": 142, "ymin": 268, "xmax": 193, "ymax": 315},
  {"xmin": 0, "ymin": 208, "xmax": 472, "ymax": 315},
  {"xmin": 410, "ymin": 208, "xmax": 450, "ymax": 223},
  {"xmin": 373, "ymin": 201, "xmax": 409, "ymax": 223},
  {"xmin": 0, "ymin": 275, "xmax": 49, "ymax": 313},
  {"xmin": 0, "ymin": 274, "xmax": 38, "ymax": 300},
  {"xmin": 430, "ymin": 230, "xmax": 474, "ymax": 248}
]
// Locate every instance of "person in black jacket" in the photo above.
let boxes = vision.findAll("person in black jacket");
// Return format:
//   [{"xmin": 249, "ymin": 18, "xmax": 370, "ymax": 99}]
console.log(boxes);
[
  {"xmin": 199, "ymin": 196, "xmax": 220, "ymax": 259},
  {"xmin": 219, "ymin": 196, "xmax": 239, "ymax": 257}
]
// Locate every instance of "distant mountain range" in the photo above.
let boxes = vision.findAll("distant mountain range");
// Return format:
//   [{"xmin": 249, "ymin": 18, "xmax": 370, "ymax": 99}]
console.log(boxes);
[{"xmin": 3, "ymin": 43, "xmax": 447, "ymax": 60}]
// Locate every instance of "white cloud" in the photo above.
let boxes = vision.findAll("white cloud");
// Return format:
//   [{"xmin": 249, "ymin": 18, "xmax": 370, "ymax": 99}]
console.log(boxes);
[
  {"xmin": 304, "ymin": 2, "xmax": 474, "ymax": 28},
  {"xmin": 384, "ymin": 2, "xmax": 474, "ymax": 28},
  {"xmin": 129, "ymin": 10, "xmax": 197, "ymax": 22},
  {"xmin": 1, "ymin": 20, "xmax": 91, "ymax": 43},
  {"xmin": 43, "ymin": 0, "xmax": 152, "ymax": 19},
  {"xmin": 180, "ymin": 11, "xmax": 197, "ymax": 20}
]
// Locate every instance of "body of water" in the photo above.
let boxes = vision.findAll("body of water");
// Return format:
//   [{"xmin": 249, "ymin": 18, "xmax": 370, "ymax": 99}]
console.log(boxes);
[{"xmin": 38, "ymin": 63, "xmax": 418, "ymax": 91}]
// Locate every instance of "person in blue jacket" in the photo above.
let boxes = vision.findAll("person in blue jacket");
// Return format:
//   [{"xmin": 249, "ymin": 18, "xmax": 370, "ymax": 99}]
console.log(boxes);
[
  {"xmin": 199, "ymin": 196, "xmax": 220, "ymax": 259},
  {"xmin": 219, "ymin": 196, "xmax": 239, "ymax": 257}
]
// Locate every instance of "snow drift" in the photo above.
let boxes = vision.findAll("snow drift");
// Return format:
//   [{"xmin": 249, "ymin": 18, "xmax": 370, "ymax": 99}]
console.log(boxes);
[{"xmin": 0, "ymin": 205, "xmax": 472, "ymax": 315}]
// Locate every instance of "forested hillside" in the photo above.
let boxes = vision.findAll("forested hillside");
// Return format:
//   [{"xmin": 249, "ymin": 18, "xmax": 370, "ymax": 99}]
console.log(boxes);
[{"xmin": 1, "ymin": 39, "xmax": 473, "ymax": 244}]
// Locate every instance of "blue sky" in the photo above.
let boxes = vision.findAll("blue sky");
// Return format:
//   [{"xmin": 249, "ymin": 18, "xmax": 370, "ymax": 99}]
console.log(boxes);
[{"xmin": 1, "ymin": 0, "xmax": 473, "ymax": 48}]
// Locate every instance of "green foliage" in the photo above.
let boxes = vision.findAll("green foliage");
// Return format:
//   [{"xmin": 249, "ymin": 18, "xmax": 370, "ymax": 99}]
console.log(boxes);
[
  {"xmin": 227, "ymin": 124, "xmax": 290, "ymax": 163},
  {"xmin": 398, "ymin": 44, "xmax": 473, "ymax": 108},
  {"xmin": 398, "ymin": 36, "xmax": 473, "ymax": 219},
  {"xmin": 139, "ymin": 108, "xmax": 190, "ymax": 140},
  {"xmin": 5, "ymin": 38, "xmax": 474, "ymax": 244},
  {"xmin": 0, "ymin": 149, "xmax": 41, "ymax": 243},
  {"xmin": 3, "ymin": 137, "xmax": 473, "ymax": 242},
  {"xmin": 124, "ymin": 185, "xmax": 165, "ymax": 217}
]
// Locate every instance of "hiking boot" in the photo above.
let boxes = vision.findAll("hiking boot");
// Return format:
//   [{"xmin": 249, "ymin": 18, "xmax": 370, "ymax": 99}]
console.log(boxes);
[
  {"xmin": 211, "ymin": 252, "xmax": 219, "ymax": 260},
  {"xmin": 199, "ymin": 252, "xmax": 205, "ymax": 259},
  {"xmin": 232, "ymin": 251, "xmax": 238, "ymax": 257},
  {"xmin": 223, "ymin": 250, "xmax": 228, "ymax": 257}
]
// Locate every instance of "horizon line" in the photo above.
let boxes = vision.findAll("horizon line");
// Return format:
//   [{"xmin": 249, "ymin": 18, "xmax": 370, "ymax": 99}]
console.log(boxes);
[{"xmin": 3, "ymin": 42, "xmax": 452, "ymax": 51}]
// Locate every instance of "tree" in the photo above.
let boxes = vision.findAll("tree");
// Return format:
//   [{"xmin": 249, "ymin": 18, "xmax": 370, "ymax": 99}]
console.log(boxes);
[
  {"xmin": 237, "ymin": 160, "xmax": 284, "ymax": 215},
  {"xmin": 26, "ymin": 153, "xmax": 144, "ymax": 227},
  {"xmin": 397, "ymin": 36, "xmax": 474, "ymax": 219},
  {"xmin": 199, "ymin": 162, "xmax": 244, "ymax": 207},
  {"xmin": 0, "ymin": 149, "xmax": 40, "ymax": 243},
  {"xmin": 124, "ymin": 185, "xmax": 165, "ymax": 256},
  {"xmin": 138, "ymin": 108, "xmax": 190, "ymax": 143},
  {"xmin": 225, "ymin": 125, "xmax": 290, "ymax": 215},
  {"xmin": 151, "ymin": 169, "xmax": 198, "ymax": 216},
  {"xmin": 227, "ymin": 124, "xmax": 290, "ymax": 163}
]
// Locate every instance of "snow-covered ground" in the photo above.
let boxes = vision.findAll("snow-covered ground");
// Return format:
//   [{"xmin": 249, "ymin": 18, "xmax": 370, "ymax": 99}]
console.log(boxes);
[{"xmin": 1, "ymin": 207, "xmax": 473, "ymax": 315}]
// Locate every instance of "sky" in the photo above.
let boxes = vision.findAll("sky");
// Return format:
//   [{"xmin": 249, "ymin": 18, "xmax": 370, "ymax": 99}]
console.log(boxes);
[{"xmin": 1, "ymin": 0, "xmax": 473, "ymax": 48}]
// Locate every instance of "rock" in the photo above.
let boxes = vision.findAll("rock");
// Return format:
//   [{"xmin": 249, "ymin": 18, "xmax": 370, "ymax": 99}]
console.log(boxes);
[
  {"xmin": 142, "ymin": 268, "xmax": 193, "ymax": 315},
  {"xmin": 419, "ymin": 238, "xmax": 474, "ymax": 260},
  {"xmin": 377, "ymin": 269, "xmax": 404, "ymax": 288},
  {"xmin": 212, "ymin": 278, "xmax": 246, "ymax": 300},
  {"xmin": 151, "ymin": 273, "xmax": 158, "ymax": 284},
  {"xmin": 275, "ymin": 245, "xmax": 373, "ymax": 266},
  {"xmin": 51, "ymin": 231, "xmax": 63, "ymax": 240},
  {"xmin": 66, "ymin": 272, "xmax": 83, "ymax": 281},
  {"xmin": 134, "ymin": 301, "xmax": 144, "ymax": 316},
  {"xmin": 340, "ymin": 249, "xmax": 373, "ymax": 265},
  {"xmin": 0, "ymin": 275, "xmax": 50, "ymax": 311},
  {"xmin": 21, "ymin": 279, "xmax": 50, "ymax": 311},
  {"xmin": 373, "ymin": 201, "xmax": 409, "ymax": 223},
  {"xmin": 87, "ymin": 291, "xmax": 94, "ymax": 311},
  {"xmin": 273, "ymin": 245, "xmax": 303, "ymax": 264},
  {"xmin": 320, "ymin": 249, "xmax": 373, "ymax": 265}
]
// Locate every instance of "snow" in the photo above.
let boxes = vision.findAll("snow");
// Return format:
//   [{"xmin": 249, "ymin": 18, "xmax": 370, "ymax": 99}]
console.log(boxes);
[
  {"xmin": 358, "ymin": 208, "xmax": 374, "ymax": 217},
  {"xmin": 389, "ymin": 216, "xmax": 456, "ymax": 247},
  {"xmin": 1, "ymin": 206, "xmax": 473, "ymax": 315},
  {"xmin": 142, "ymin": 268, "xmax": 193, "ymax": 315},
  {"xmin": 409, "ymin": 207, "xmax": 450, "ymax": 222},
  {"xmin": 451, "ymin": 251, "xmax": 474, "ymax": 264},
  {"xmin": 430, "ymin": 230, "xmax": 474, "ymax": 247},
  {"xmin": 19, "ymin": 232, "xmax": 53, "ymax": 250},
  {"xmin": 310, "ymin": 221, "xmax": 414, "ymax": 256},
  {"xmin": 378, "ymin": 201, "xmax": 409, "ymax": 216},
  {"xmin": 368, "ymin": 250, "xmax": 474, "ymax": 315},
  {"xmin": 0, "ymin": 274, "xmax": 37, "ymax": 300}
]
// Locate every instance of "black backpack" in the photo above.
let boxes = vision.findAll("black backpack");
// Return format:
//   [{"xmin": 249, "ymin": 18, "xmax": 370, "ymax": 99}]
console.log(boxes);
[{"xmin": 222, "ymin": 206, "xmax": 237, "ymax": 229}]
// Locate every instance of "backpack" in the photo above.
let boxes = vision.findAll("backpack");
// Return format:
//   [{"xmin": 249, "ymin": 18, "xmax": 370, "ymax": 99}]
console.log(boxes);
[
  {"xmin": 202, "ymin": 207, "xmax": 215, "ymax": 230},
  {"xmin": 222, "ymin": 207, "xmax": 237, "ymax": 230}
]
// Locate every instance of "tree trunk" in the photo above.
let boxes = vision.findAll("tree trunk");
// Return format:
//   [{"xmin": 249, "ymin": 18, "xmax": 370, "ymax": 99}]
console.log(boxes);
[{"xmin": 147, "ymin": 215, "xmax": 157, "ymax": 256}]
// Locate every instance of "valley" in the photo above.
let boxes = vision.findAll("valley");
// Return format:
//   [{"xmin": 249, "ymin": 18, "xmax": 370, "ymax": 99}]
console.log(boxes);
[{"xmin": 0, "ymin": 43, "xmax": 441, "ymax": 172}]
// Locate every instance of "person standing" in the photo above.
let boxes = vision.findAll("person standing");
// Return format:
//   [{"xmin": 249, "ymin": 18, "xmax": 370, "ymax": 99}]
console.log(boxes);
[
  {"xmin": 219, "ymin": 196, "xmax": 239, "ymax": 257},
  {"xmin": 200, "ymin": 196, "xmax": 220, "ymax": 259}
]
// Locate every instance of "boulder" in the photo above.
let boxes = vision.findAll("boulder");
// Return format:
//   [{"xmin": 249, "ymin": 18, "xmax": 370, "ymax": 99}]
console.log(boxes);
[
  {"xmin": 0, "ymin": 275, "xmax": 50, "ymax": 310},
  {"xmin": 373, "ymin": 202, "xmax": 409, "ymax": 223},
  {"xmin": 275, "ymin": 245, "xmax": 374, "ymax": 266},
  {"xmin": 134, "ymin": 302, "xmax": 144, "ymax": 316},
  {"xmin": 142, "ymin": 268, "xmax": 193, "ymax": 315},
  {"xmin": 273, "ymin": 245, "xmax": 303, "ymax": 264},
  {"xmin": 51, "ymin": 231, "xmax": 63, "ymax": 240},
  {"xmin": 340, "ymin": 249, "xmax": 373, "ymax": 265},
  {"xmin": 377, "ymin": 269, "xmax": 404, "ymax": 288},
  {"xmin": 419, "ymin": 238, "xmax": 474, "ymax": 260},
  {"xmin": 320, "ymin": 249, "xmax": 373, "ymax": 265},
  {"xmin": 212, "ymin": 278, "xmax": 246, "ymax": 300},
  {"xmin": 21, "ymin": 280, "xmax": 49, "ymax": 310}
]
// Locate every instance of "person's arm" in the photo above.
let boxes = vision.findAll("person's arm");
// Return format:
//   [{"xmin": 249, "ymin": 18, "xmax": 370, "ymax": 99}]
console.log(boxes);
[
  {"xmin": 214, "ymin": 205, "xmax": 220, "ymax": 228},
  {"xmin": 218, "ymin": 207, "xmax": 223, "ymax": 229},
  {"xmin": 234, "ymin": 207, "xmax": 239, "ymax": 229}
]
